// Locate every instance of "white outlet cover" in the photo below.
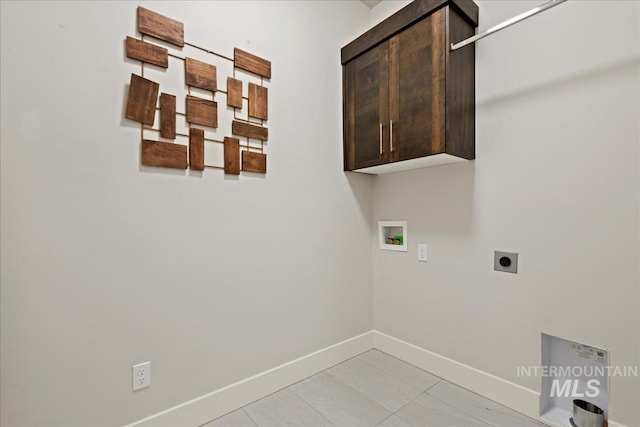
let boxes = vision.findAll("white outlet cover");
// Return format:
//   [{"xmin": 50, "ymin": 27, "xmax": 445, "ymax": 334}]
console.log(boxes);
[
  {"xmin": 132, "ymin": 361, "xmax": 151, "ymax": 391},
  {"xmin": 418, "ymin": 244, "xmax": 427, "ymax": 262}
]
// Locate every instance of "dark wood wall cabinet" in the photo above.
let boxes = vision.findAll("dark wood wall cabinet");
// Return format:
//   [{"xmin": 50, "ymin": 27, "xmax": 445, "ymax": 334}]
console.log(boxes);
[{"xmin": 342, "ymin": 0, "xmax": 478, "ymax": 174}]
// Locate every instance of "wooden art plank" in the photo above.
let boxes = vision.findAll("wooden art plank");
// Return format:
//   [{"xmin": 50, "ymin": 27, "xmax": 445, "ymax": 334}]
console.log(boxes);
[
  {"xmin": 141, "ymin": 140, "xmax": 187, "ymax": 169},
  {"xmin": 125, "ymin": 36, "xmax": 168, "ymax": 68},
  {"xmin": 160, "ymin": 93, "xmax": 176, "ymax": 139},
  {"xmin": 227, "ymin": 77, "xmax": 243, "ymax": 109},
  {"xmin": 125, "ymin": 74, "xmax": 159, "ymax": 126},
  {"xmin": 186, "ymin": 95, "xmax": 218, "ymax": 128},
  {"xmin": 185, "ymin": 57, "xmax": 217, "ymax": 92},
  {"xmin": 234, "ymin": 48, "xmax": 271, "ymax": 79},
  {"xmin": 242, "ymin": 151, "xmax": 267, "ymax": 174},
  {"xmin": 189, "ymin": 128, "xmax": 204, "ymax": 171},
  {"xmin": 137, "ymin": 7, "xmax": 184, "ymax": 47},
  {"xmin": 224, "ymin": 137, "xmax": 240, "ymax": 175},
  {"xmin": 248, "ymin": 83, "xmax": 268, "ymax": 120},
  {"xmin": 232, "ymin": 120, "xmax": 268, "ymax": 141}
]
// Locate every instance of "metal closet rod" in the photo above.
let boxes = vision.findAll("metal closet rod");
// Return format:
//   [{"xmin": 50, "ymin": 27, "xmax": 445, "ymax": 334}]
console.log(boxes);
[{"xmin": 451, "ymin": 0, "xmax": 567, "ymax": 51}]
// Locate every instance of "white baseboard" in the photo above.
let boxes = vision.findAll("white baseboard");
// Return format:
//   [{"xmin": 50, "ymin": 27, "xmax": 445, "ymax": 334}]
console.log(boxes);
[
  {"xmin": 372, "ymin": 331, "xmax": 630, "ymax": 427},
  {"xmin": 124, "ymin": 331, "xmax": 375, "ymax": 427},
  {"xmin": 125, "ymin": 329, "xmax": 630, "ymax": 427},
  {"xmin": 372, "ymin": 330, "xmax": 543, "ymax": 422}
]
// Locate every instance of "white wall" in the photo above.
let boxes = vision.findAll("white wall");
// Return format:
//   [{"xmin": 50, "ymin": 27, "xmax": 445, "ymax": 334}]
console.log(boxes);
[
  {"xmin": 3, "ymin": 1, "xmax": 639, "ymax": 425},
  {"xmin": 371, "ymin": 1, "xmax": 640, "ymax": 425},
  {"xmin": 0, "ymin": 1, "xmax": 373, "ymax": 425}
]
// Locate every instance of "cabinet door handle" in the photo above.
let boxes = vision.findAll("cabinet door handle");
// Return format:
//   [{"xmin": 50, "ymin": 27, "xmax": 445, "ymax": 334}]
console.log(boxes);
[
  {"xmin": 379, "ymin": 123, "xmax": 383, "ymax": 155},
  {"xmin": 390, "ymin": 120, "xmax": 394, "ymax": 152}
]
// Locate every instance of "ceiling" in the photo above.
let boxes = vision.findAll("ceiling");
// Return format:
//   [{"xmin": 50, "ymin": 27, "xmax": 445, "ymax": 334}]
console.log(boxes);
[{"xmin": 361, "ymin": 0, "xmax": 382, "ymax": 8}]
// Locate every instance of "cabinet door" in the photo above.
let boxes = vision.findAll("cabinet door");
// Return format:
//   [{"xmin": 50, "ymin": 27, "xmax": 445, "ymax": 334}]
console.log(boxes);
[
  {"xmin": 389, "ymin": 9, "xmax": 446, "ymax": 162},
  {"xmin": 343, "ymin": 42, "xmax": 389, "ymax": 170}
]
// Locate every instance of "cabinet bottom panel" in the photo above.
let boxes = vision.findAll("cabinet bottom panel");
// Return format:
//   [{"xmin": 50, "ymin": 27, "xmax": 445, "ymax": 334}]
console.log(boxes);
[{"xmin": 351, "ymin": 153, "xmax": 468, "ymax": 175}]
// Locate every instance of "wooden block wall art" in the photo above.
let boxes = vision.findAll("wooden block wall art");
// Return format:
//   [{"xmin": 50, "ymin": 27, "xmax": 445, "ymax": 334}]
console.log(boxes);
[
  {"xmin": 232, "ymin": 120, "xmax": 268, "ymax": 141},
  {"xmin": 248, "ymin": 83, "xmax": 268, "ymax": 120},
  {"xmin": 160, "ymin": 93, "xmax": 176, "ymax": 139},
  {"xmin": 141, "ymin": 140, "xmax": 187, "ymax": 169},
  {"xmin": 185, "ymin": 57, "xmax": 217, "ymax": 92},
  {"xmin": 125, "ymin": 36, "xmax": 168, "ymax": 68},
  {"xmin": 124, "ymin": 9, "xmax": 273, "ymax": 180},
  {"xmin": 125, "ymin": 74, "xmax": 160, "ymax": 126},
  {"xmin": 234, "ymin": 48, "xmax": 271, "ymax": 79},
  {"xmin": 242, "ymin": 151, "xmax": 267, "ymax": 174},
  {"xmin": 224, "ymin": 137, "xmax": 240, "ymax": 175},
  {"xmin": 137, "ymin": 7, "xmax": 184, "ymax": 47},
  {"xmin": 186, "ymin": 95, "xmax": 218, "ymax": 128},
  {"xmin": 189, "ymin": 128, "xmax": 204, "ymax": 171},
  {"xmin": 227, "ymin": 77, "xmax": 243, "ymax": 109}
]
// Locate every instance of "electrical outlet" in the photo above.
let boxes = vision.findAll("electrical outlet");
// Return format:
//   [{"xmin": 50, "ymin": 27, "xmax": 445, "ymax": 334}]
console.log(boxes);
[
  {"xmin": 494, "ymin": 251, "xmax": 518, "ymax": 274},
  {"xmin": 418, "ymin": 244, "xmax": 427, "ymax": 262},
  {"xmin": 132, "ymin": 361, "xmax": 151, "ymax": 391}
]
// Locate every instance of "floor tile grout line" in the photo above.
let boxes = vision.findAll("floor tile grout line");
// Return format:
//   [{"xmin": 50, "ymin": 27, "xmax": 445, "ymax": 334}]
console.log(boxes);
[
  {"xmin": 389, "ymin": 387, "xmax": 495, "ymax": 427},
  {"xmin": 374, "ymin": 412, "xmax": 396, "ymax": 427},
  {"xmin": 367, "ymin": 348, "xmax": 446, "ymax": 384},
  {"xmin": 197, "ymin": 408, "xmax": 259, "ymax": 427},
  {"xmin": 423, "ymin": 378, "xmax": 442, "ymax": 392},
  {"xmin": 287, "ymin": 385, "xmax": 338, "ymax": 427},
  {"xmin": 363, "ymin": 353, "xmax": 541, "ymax": 426},
  {"xmin": 240, "ymin": 408, "xmax": 259, "ymax": 427},
  {"xmin": 239, "ymin": 386, "xmax": 337, "ymax": 426},
  {"xmin": 268, "ymin": 348, "xmax": 373, "ymax": 393},
  {"xmin": 372, "ymin": 378, "xmax": 462, "ymax": 427},
  {"xmin": 337, "ymin": 354, "xmax": 432, "ymax": 398},
  {"xmin": 382, "ymin": 381, "xmax": 444, "ymax": 427},
  {"xmin": 198, "ymin": 350, "xmax": 375, "ymax": 426},
  {"xmin": 200, "ymin": 349, "xmax": 540, "ymax": 427},
  {"xmin": 323, "ymin": 369, "xmax": 397, "ymax": 414},
  {"xmin": 376, "ymin": 392, "xmax": 419, "ymax": 427},
  {"xmin": 312, "ymin": 370, "xmax": 393, "ymax": 420},
  {"xmin": 356, "ymin": 352, "xmax": 442, "ymax": 392},
  {"xmin": 425, "ymin": 389, "xmax": 505, "ymax": 426},
  {"xmin": 426, "ymin": 381, "xmax": 545, "ymax": 425},
  {"xmin": 203, "ymin": 349, "xmax": 433, "ymax": 426},
  {"xmin": 327, "ymin": 356, "xmax": 454, "ymax": 416},
  {"xmin": 338, "ymin": 355, "xmax": 423, "ymax": 392}
]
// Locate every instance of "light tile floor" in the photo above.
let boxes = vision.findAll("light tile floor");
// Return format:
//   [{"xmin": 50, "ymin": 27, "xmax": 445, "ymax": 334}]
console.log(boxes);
[{"xmin": 203, "ymin": 350, "xmax": 546, "ymax": 427}]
